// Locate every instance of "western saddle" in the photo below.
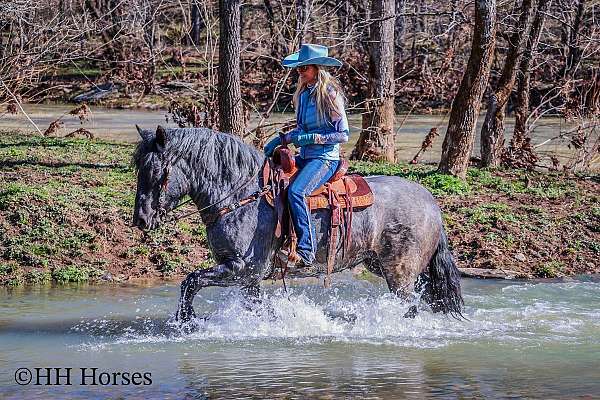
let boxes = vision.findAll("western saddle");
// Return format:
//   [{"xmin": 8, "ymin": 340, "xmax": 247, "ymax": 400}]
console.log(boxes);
[{"xmin": 262, "ymin": 147, "xmax": 374, "ymax": 286}]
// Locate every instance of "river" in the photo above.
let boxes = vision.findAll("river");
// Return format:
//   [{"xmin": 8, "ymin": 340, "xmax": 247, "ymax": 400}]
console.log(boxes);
[
  {"xmin": 0, "ymin": 104, "xmax": 587, "ymax": 168},
  {"xmin": 1, "ymin": 275, "xmax": 599, "ymax": 399}
]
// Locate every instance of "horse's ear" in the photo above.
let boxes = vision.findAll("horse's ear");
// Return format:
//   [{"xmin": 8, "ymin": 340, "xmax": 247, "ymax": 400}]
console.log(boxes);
[
  {"xmin": 155, "ymin": 125, "xmax": 167, "ymax": 152},
  {"xmin": 136, "ymin": 125, "xmax": 154, "ymax": 142}
]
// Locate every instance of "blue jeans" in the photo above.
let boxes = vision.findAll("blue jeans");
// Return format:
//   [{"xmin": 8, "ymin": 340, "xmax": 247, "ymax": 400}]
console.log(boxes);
[{"xmin": 288, "ymin": 157, "xmax": 339, "ymax": 264}]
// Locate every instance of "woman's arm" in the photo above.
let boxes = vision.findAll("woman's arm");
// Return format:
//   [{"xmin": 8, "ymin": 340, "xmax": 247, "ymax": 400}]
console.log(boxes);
[{"xmin": 317, "ymin": 92, "xmax": 349, "ymax": 144}]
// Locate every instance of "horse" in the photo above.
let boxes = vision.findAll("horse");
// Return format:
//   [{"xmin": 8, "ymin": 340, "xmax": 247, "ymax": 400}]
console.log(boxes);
[{"xmin": 132, "ymin": 126, "xmax": 464, "ymax": 322}]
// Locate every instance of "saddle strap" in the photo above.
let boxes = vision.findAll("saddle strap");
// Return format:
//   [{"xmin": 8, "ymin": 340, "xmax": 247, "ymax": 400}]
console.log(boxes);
[
  {"xmin": 325, "ymin": 184, "xmax": 342, "ymax": 288},
  {"xmin": 287, "ymin": 214, "xmax": 300, "ymax": 263},
  {"xmin": 273, "ymin": 168, "xmax": 288, "ymax": 239},
  {"xmin": 342, "ymin": 177, "xmax": 353, "ymax": 256}
]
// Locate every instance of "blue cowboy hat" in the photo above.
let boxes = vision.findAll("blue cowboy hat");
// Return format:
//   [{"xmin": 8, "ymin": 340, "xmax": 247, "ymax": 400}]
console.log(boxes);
[{"xmin": 281, "ymin": 44, "xmax": 342, "ymax": 68}]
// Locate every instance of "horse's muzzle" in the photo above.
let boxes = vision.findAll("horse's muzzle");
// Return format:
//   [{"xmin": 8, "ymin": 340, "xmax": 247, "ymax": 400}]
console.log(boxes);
[{"xmin": 133, "ymin": 212, "xmax": 159, "ymax": 231}]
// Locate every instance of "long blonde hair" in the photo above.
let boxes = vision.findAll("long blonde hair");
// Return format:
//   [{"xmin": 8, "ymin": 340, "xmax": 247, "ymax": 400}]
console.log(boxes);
[{"xmin": 293, "ymin": 66, "xmax": 346, "ymax": 124}]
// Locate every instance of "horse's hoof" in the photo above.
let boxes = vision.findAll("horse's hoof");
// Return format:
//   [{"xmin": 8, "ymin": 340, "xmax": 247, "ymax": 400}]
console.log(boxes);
[{"xmin": 403, "ymin": 305, "xmax": 418, "ymax": 319}]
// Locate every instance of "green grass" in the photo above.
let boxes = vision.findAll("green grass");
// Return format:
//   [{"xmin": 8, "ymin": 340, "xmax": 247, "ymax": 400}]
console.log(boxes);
[
  {"xmin": 533, "ymin": 261, "xmax": 564, "ymax": 278},
  {"xmin": 466, "ymin": 168, "xmax": 579, "ymax": 199},
  {"xmin": 458, "ymin": 202, "xmax": 520, "ymax": 226},
  {"xmin": 349, "ymin": 161, "xmax": 582, "ymax": 200},
  {"xmin": 52, "ymin": 265, "xmax": 103, "ymax": 283},
  {"xmin": 349, "ymin": 161, "xmax": 470, "ymax": 196}
]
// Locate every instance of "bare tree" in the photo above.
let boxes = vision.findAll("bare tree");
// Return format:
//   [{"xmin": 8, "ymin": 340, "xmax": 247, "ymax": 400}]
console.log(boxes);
[
  {"xmin": 480, "ymin": 0, "xmax": 537, "ymax": 167},
  {"xmin": 506, "ymin": 0, "xmax": 551, "ymax": 163},
  {"xmin": 190, "ymin": 1, "xmax": 205, "ymax": 46},
  {"xmin": 218, "ymin": 0, "xmax": 245, "ymax": 136},
  {"xmin": 2, "ymin": 0, "xmax": 598, "ymax": 175},
  {"xmin": 263, "ymin": 0, "xmax": 282, "ymax": 56},
  {"xmin": 564, "ymin": 0, "xmax": 585, "ymax": 79},
  {"xmin": 296, "ymin": 0, "xmax": 310, "ymax": 45},
  {"xmin": 438, "ymin": 0, "xmax": 497, "ymax": 178},
  {"xmin": 481, "ymin": 0, "xmax": 537, "ymax": 167},
  {"xmin": 0, "ymin": 0, "xmax": 91, "ymax": 107},
  {"xmin": 351, "ymin": 0, "xmax": 396, "ymax": 162},
  {"xmin": 337, "ymin": 0, "xmax": 351, "ymax": 51},
  {"xmin": 394, "ymin": 0, "xmax": 407, "ymax": 54}
]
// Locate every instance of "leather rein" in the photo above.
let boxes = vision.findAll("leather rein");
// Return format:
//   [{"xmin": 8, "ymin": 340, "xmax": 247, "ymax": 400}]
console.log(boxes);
[{"xmin": 157, "ymin": 156, "xmax": 271, "ymax": 226}]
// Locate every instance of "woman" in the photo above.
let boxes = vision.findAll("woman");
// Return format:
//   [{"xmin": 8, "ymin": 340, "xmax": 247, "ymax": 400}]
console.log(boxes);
[{"xmin": 264, "ymin": 44, "xmax": 350, "ymax": 268}]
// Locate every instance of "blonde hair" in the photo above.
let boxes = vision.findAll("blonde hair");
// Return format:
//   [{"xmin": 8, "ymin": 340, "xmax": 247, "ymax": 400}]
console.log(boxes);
[{"xmin": 293, "ymin": 66, "xmax": 346, "ymax": 124}]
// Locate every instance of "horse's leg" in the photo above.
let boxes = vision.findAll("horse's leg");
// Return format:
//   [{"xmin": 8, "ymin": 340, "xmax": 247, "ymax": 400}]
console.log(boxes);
[
  {"xmin": 241, "ymin": 283, "xmax": 278, "ymax": 320},
  {"xmin": 175, "ymin": 259, "xmax": 245, "ymax": 322},
  {"xmin": 242, "ymin": 284, "xmax": 261, "ymax": 302},
  {"xmin": 385, "ymin": 254, "xmax": 426, "ymax": 319},
  {"xmin": 241, "ymin": 284, "xmax": 262, "ymax": 309},
  {"xmin": 375, "ymin": 225, "xmax": 440, "ymax": 318}
]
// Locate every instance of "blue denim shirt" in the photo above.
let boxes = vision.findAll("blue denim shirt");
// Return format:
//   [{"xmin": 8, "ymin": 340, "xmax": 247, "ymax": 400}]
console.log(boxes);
[{"xmin": 290, "ymin": 85, "xmax": 350, "ymax": 160}]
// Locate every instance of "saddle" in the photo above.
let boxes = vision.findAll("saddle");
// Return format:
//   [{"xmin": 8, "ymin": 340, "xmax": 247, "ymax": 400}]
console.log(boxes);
[{"xmin": 263, "ymin": 147, "xmax": 374, "ymax": 286}]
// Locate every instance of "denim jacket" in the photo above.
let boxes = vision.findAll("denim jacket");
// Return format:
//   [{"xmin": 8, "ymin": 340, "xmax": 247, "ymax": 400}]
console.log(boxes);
[{"xmin": 289, "ymin": 85, "xmax": 350, "ymax": 160}]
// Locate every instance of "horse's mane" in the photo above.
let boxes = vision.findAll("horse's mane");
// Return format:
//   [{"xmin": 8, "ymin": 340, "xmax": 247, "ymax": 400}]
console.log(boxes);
[{"xmin": 133, "ymin": 128, "xmax": 264, "ymax": 182}]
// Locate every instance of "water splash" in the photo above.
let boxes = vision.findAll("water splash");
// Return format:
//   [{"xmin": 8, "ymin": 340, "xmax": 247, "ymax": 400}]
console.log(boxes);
[{"xmin": 72, "ymin": 279, "xmax": 600, "ymax": 351}]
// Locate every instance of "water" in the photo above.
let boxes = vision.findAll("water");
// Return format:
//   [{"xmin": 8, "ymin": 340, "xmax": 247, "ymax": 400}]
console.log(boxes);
[
  {"xmin": 1, "ymin": 276, "xmax": 599, "ymax": 399},
  {"xmin": 0, "ymin": 104, "xmax": 589, "ymax": 168}
]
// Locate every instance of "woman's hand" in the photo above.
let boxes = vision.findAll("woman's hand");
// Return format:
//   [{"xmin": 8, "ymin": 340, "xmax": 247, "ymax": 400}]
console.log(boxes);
[
  {"xmin": 279, "ymin": 131, "xmax": 293, "ymax": 146},
  {"xmin": 263, "ymin": 136, "xmax": 281, "ymax": 157}
]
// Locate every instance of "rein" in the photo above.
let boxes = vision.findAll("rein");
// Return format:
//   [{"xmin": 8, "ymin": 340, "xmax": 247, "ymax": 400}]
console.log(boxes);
[{"xmin": 158, "ymin": 157, "xmax": 270, "ymax": 225}]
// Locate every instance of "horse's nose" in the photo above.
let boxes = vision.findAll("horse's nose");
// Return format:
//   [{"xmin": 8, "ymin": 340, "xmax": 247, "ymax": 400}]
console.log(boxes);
[{"xmin": 133, "ymin": 211, "xmax": 149, "ymax": 230}]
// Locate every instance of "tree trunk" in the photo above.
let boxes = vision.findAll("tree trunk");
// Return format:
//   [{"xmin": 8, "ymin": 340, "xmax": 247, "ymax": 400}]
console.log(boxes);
[
  {"xmin": 480, "ymin": 0, "xmax": 536, "ymax": 167},
  {"xmin": 141, "ymin": 0, "xmax": 157, "ymax": 96},
  {"xmin": 296, "ymin": 0, "xmax": 309, "ymax": 45},
  {"xmin": 263, "ymin": 0, "xmax": 282, "ymax": 56},
  {"xmin": 438, "ymin": 0, "xmax": 497, "ymax": 178},
  {"xmin": 218, "ymin": 0, "xmax": 245, "ymax": 136},
  {"xmin": 584, "ymin": 69, "xmax": 600, "ymax": 117},
  {"xmin": 85, "ymin": 0, "xmax": 122, "ymax": 71},
  {"xmin": 512, "ymin": 0, "xmax": 551, "ymax": 149},
  {"xmin": 350, "ymin": 0, "xmax": 371, "ymax": 54},
  {"xmin": 394, "ymin": 0, "xmax": 406, "ymax": 56},
  {"xmin": 565, "ymin": 0, "xmax": 585, "ymax": 78},
  {"xmin": 190, "ymin": 2, "xmax": 204, "ymax": 46},
  {"xmin": 350, "ymin": 0, "xmax": 395, "ymax": 162},
  {"xmin": 337, "ymin": 0, "xmax": 350, "ymax": 51}
]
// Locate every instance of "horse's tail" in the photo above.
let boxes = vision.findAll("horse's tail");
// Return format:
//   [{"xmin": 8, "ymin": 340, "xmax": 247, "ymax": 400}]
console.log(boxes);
[{"xmin": 423, "ymin": 228, "xmax": 464, "ymax": 318}]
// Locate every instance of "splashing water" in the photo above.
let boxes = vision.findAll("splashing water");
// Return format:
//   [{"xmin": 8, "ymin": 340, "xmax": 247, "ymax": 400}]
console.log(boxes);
[
  {"xmin": 67, "ymin": 277, "xmax": 600, "ymax": 351},
  {"xmin": 2, "ymin": 277, "xmax": 600, "ymax": 399}
]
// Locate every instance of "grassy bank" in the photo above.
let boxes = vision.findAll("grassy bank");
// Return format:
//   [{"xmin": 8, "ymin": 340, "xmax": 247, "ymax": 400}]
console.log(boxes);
[
  {"xmin": 1, "ymin": 132, "xmax": 598, "ymax": 286},
  {"xmin": 0, "ymin": 132, "xmax": 210, "ymax": 286}
]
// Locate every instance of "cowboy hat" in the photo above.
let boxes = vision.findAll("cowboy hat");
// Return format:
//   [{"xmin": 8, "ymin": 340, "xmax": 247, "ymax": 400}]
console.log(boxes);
[{"xmin": 281, "ymin": 44, "xmax": 342, "ymax": 68}]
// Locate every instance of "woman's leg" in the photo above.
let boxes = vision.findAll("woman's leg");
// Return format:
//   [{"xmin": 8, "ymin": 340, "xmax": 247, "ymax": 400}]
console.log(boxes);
[{"xmin": 287, "ymin": 158, "xmax": 339, "ymax": 264}]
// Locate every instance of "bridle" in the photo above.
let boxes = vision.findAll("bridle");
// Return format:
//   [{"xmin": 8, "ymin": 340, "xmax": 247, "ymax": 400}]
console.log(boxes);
[
  {"xmin": 156, "ymin": 155, "xmax": 173, "ymax": 220},
  {"xmin": 154, "ymin": 155, "xmax": 271, "ymax": 226}
]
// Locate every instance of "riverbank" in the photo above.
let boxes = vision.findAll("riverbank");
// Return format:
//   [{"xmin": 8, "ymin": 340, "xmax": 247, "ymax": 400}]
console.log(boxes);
[{"xmin": 1, "ymin": 132, "xmax": 598, "ymax": 286}]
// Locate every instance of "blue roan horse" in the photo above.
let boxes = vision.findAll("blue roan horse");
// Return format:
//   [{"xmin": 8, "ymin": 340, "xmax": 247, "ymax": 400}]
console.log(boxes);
[{"xmin": 132, "ymin": 126, "xmax": 464, "ymax": 322}]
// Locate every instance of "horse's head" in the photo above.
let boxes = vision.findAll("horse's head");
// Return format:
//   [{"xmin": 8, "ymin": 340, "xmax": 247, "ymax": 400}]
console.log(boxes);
[{"xmin": 132, "ymin": 125, "xmax": 187, "ymax": 230}]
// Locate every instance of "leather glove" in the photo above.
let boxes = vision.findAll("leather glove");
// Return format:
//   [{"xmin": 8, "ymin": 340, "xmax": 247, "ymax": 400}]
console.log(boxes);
[
  {"xmin": 293, "ymin": 133, "xmax": 322, "ymax": 147},
  {"xmin": 263, "ymin": 136, "xmax": 281, "ymax": 157}
]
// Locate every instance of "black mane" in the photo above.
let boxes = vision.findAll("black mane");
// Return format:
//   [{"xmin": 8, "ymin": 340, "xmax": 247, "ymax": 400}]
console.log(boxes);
[{"xmin": 132, "ymin": 128, "xmax": 264, "ymax": 181}]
